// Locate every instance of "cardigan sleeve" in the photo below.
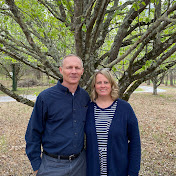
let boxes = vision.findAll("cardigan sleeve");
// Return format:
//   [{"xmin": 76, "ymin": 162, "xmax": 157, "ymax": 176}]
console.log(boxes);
[{"xmin": 127, "ymin": 104, "xmax": 141, "ymax": 176}]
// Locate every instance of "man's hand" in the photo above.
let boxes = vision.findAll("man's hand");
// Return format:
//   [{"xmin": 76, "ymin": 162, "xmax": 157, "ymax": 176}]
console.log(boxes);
[{"xmin": 34, "ymin": 170, "xmax": 38, "ymax": 175}]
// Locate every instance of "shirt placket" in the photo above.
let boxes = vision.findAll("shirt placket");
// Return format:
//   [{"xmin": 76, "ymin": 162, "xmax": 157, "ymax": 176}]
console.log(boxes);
[{"xmin": 72, "ymin": 95, "xmax": 78, "ymax": 149}]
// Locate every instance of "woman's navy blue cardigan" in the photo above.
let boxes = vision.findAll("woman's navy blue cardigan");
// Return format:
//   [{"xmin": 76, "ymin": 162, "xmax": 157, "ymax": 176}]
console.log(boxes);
[{"xmin": 85, "ymin": 99, "xmax": 141, "ymax": 176}]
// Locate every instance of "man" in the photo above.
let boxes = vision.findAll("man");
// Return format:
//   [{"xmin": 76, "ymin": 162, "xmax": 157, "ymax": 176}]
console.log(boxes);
[{"xmin": 25, "ymin": 54, "xmax": 90, "ymax": 176}]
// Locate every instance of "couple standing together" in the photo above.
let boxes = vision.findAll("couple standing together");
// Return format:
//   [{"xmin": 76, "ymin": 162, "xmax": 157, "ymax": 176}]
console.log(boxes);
[{"xmin": 25, "ymin": 54, "xmax": 141, "ymax": 176}]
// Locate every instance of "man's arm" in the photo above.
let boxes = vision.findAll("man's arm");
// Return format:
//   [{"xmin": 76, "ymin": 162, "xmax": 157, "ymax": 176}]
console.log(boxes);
[{"xmin": 25, "ymin": 95, "xmax": 47, "ymax": 171}]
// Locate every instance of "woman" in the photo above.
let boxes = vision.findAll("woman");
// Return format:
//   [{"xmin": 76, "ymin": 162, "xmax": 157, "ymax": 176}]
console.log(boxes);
[{"xmin": 85, "ymin": 69, "xmax": 141, "ymax": 176}]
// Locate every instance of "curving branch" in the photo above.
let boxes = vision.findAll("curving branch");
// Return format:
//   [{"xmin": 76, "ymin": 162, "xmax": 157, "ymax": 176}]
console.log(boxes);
[
  {"xmin": 37, "ymin": 0, "xmax": 68, "ymax": 24},
  {"xmin": 0, "ymin": 47, "xmax": 60, "ymax": 80},
  {"xmin": 122, "ymin": 60, "xmax": 176, "ymax": 101},
  {"xmin": 106, "ymin": 5, "xmax": 176, "ymax": 68},
  {"xmin": 108, "ymin": 0, "xmax": 150, "ymax": 64},
  {"xmin": 0, "ymin": 83, "xmax": 35, "ymax": 107},
  {"xmin": 5, "ymin": 0, "xmax": 61, "ymax": 77}
]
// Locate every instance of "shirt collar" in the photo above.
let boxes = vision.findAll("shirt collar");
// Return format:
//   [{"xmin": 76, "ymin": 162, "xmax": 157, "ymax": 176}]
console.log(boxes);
[{"xmin": 57, "ymin": 79, "xmax": 80, "ymax": 94}]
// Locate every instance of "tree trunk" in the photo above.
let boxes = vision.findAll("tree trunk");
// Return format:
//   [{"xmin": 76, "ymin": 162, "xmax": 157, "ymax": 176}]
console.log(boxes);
[
  {"xmin": 152, "ymin": 77, "xmax": 158, "ymax": 95},
  {"xmin": 165, "ymin": 74, "xmax": 168, "ymax": 86},
  {"xmin": 170, "ymin": 70, "xmax": 174, "ymax": 86},
  {"xmin": 147, "ymin": 80, "xmax": 150, "ymax": 85},
  {"xmin": 35, "ymin": 70, "xmax": 41, "ymax": 80},
  {"xmin": 12, "ymin": 63, "xmax": 17, "ymax": 91}
]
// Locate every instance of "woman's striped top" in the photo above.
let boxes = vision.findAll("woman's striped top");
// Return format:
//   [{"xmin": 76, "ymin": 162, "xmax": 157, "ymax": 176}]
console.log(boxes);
[{"xmin": 94, "ymin": 100, "xmax": 117, "ymax": 176}]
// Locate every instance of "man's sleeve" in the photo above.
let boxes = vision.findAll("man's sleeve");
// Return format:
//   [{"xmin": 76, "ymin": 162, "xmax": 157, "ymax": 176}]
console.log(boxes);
[{"xmin": 25, "ymin": 95, "xmax": 47, "ymax": 171}]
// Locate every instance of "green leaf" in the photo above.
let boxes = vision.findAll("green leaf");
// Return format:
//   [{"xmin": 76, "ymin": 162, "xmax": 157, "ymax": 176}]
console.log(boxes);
[
  {"xmin": 112, "ymin": 66, "xmax": 117, "ymax": 72},
  {"xmin": 132, "ymin": 3, "xmax": 138, "ymax": 11},
  {"xmin": 82, "ymin": 24, "xmax": 87, "ymax": 32},
  {"xmin": 142, "ymin": 65, "xmax": 146, "ymax": 70},
  {"xmin": 142, "ymin": 2, "xmax": 146, "ymax": 6}
]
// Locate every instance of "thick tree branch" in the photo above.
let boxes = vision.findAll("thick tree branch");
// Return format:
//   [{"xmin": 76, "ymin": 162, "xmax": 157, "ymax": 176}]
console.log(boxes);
[
  {"xmin": 106, "ymin": 0, "xmax": 135, "ymax": 13},
  {"xmin": 108, "ymin": 0, "xmax": 150, "ymax": 63},
  {"xmin": 85, "ymin": 0, "xmax": 110, "ymax": 58},
  {"xmin": 131, "ymin": 32, "xmax": 176, "ymax": 75},
  {"xmin": 106, "ymin": 5, "xmax": 176, "ymax": 68},
  {"xmin": 0, "ymin": 83, "xmax": 35, "ymax": 107},
  {"xmin": 5, "ymin": 0, "xmax": 61, "ymax": 77},
  {"xmin": 37, "ymin": 0, "xmax": 68, "ymax": 24},
  {"xmin": 122, "ymin": 60, "xmax": 176, "ymax": 101},
  {"xmin": 92, "ymin": 0, "xmax": 118, "ymax": 50},
  {"xmin": 74, "ymin": 0, "xmax": 83, "ymax": 58},
  {"xmin": 0, "ymin": 47, "xmax": 60, "ymax": 80}
]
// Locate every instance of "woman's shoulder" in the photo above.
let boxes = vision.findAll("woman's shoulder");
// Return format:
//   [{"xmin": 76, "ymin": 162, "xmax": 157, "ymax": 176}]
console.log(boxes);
[
  {"xmin": 88, "ymin": 101, "xmax": 95, "ymax": 107},
  {"xmin": 117, "ymin": 98, "xmax": 132, "ymax": 109},
  {"xmin": 117, "ymin": 98, "xmax": 128, "ymax": 104}
]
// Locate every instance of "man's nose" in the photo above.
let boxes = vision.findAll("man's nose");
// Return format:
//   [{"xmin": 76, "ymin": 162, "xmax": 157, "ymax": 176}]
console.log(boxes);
[{"xmin": 71, "ymin": 68, "xmax": 77, "ymax": 73}]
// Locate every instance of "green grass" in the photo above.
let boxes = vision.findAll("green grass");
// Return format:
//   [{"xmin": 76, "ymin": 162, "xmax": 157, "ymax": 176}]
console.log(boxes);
[
  {"xmin": 135, "ymin": 88, "xmax": 143, "ymax": 91},
  {"xmin": 0, "ymin": 135, "xmax": 7, "ymax": 153},
  {"xmin": 159, "ymin": 94, "xmax": 176, "ymax": 102}
]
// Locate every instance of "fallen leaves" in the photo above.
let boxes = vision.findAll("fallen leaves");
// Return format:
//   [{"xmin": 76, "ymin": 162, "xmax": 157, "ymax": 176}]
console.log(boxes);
[
  {"xmin": 129, "ymin": 86, "xmax": 176, "ymax": 176},
  {"xmin": 0, "ymin": 85, "xmax": 176, "ymax": 175}
]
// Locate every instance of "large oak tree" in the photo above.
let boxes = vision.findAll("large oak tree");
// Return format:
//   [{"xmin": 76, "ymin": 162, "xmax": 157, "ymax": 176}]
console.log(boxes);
[{"xmin": 0, "ymin": 0, "xmax": 176, "ymax": 107}]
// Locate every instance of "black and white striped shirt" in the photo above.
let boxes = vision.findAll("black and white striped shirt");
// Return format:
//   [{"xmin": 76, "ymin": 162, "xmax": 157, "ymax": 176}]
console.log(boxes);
[{"xmin": 94, "ymin": 101, "xmax": 117, "ymax": 176}]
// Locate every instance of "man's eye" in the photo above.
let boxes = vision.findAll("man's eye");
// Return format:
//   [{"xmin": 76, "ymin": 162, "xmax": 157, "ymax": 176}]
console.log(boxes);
[{"xmin": 75, "ymin": 67, "xmax": 81, "ymax": 70}]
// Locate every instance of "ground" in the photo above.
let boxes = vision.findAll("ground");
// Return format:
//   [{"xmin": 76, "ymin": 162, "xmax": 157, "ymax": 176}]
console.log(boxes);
[{"xmin": 0, "ymin": 84, "xmax": 175, "ymax": 176}]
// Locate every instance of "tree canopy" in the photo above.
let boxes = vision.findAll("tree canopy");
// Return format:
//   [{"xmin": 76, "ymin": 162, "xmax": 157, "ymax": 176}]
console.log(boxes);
[{"xmin": 0, "ymin": 0, "xmax": 176, "ymax": 107}]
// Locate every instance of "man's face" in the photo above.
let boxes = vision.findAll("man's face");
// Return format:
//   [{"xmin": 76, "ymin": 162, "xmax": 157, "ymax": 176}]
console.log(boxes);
[{"xmin": 59, "ymin": 56, "xmax": 84, "ymax": 87}]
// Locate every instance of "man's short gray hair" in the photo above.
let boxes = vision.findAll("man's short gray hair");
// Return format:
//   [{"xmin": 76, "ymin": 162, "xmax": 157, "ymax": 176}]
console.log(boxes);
[{"xmin": 60, "ymin": 54, "xmax": 83, "ymax": 67}]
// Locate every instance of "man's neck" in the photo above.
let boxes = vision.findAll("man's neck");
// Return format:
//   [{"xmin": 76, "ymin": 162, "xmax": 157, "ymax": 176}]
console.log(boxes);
[{"xmin": 62, "ymin": 82, "xmax": 78, "ymax": 93}]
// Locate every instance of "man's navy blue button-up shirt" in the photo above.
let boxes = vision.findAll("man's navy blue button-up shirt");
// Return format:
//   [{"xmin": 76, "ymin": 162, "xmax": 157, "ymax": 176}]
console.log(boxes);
[{"xmin": 25, "ymin": 81, "xmax": 90, "ymax": 171}]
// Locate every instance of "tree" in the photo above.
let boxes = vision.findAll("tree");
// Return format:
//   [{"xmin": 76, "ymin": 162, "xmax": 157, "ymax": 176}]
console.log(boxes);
[
  {"xmin": 0, "ymin": 55, "xmax": 26, "ymax": 88},
  {"xmin": 169, "ymin": 69, "xmax": 174, "ymax": 86},
  {"xmin": 0, "ymin": 0, "xmax": 176, "ymax": 107},
  {"xmin": 152, "ymin": 0, "xmax": 161, "ymax": 95}
]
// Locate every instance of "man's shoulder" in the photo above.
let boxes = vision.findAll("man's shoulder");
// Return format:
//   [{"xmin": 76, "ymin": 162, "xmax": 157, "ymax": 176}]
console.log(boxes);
[
  {"xmin": 38, "ymin": 85, "xmax": 58, "ymax": 97},
  {"xmin": 79, "ymin": 87, "xmax": 89, "ymax": 96}
]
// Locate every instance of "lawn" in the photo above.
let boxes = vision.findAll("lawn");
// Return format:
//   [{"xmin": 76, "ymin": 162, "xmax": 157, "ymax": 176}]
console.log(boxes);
[{"xmin": 0, "ymin": 85, "xmax": 176, "ymax": 175}]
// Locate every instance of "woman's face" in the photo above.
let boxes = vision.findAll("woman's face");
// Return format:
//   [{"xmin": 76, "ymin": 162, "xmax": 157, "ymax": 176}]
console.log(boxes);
[{"xmin": 95, "ymin": 73, "xmax": 112, "ymax": 98}]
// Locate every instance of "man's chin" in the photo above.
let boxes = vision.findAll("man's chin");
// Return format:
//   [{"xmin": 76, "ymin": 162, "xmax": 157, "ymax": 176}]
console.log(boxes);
[{"xmin": 69, "ymin": 80, "xmax": 79, "ymax": 84}]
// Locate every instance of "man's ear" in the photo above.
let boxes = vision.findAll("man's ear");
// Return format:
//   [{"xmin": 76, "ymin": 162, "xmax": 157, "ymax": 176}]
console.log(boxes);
[
  {"xmin": 82, "ymin": 68, "xmax": 84, "ymax": 75},
  {"xmin": 59, "ymin": 67, "xmax": 62, "ymax": 74}
]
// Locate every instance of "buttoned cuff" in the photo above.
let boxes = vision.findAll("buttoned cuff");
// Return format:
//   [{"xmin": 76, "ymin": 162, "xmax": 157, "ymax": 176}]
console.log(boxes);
[{"xmin": 31, "ymin": 157, "xmax": 42, "ymax": 171}]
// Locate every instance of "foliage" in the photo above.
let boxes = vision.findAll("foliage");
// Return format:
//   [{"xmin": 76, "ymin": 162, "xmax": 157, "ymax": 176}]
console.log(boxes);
[{"xmin": 0, "ymin": 0, "xmax": 176, "ymax": 106}]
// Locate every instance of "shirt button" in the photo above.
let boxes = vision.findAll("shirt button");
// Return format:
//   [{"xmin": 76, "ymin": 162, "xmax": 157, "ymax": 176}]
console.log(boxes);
[
  {"xmin": 75, "ymin": 133, "xmax": 77, "ymax": 135},
  {"xmin": 74, "ymin": 120, "xmax": 77, "ymax": 123}
]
